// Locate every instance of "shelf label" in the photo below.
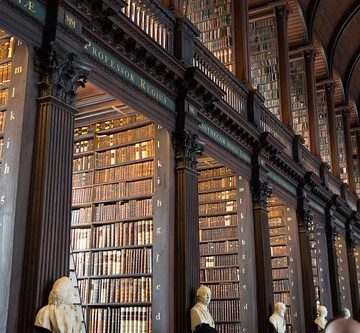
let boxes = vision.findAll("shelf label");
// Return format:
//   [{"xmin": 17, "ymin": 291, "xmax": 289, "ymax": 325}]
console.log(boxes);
[
  {"xmin": 10, "ymin": 0, "xmax": 46, "ymax": 22},
  {"xmin": 83, "ymin": 40, "xmax": 176, "ymax": 111}
]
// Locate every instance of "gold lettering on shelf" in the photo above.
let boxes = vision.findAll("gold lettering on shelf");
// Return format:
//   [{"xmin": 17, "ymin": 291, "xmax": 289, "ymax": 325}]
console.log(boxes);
[
  {"xmin": 156, "ymin": 227, "xmax": 161, "ymax": 235},
  {"xmin": 241, "ymin": 240, "xmax": 246, "ymax": 245},
  {"xmin": 156, "ymin": 253, "xmax": 160, "ymax": 262},
  {"xmin": 14, "ymin": 66, "xmax": 23, "ymax": 74},
  {"xmin": 10, "ymin": 111, "xmax": 15, "ymax": 120},
  {"xmin": 243, "ymin": 304, "xmax": 248, "ymax": 310},
  {"xmin": 157, "ymin": 199, "xmax": 162, "ymax": 207},
  {"xmin": 11, "ymin": 88, "xmax": 15, "ymax": 98},
  {"xmin": 242, "ymin": 254, "xmax": 246, "ymax": 260},
  {"xmin": 157, "ymin": 140, "xmax": 160, "ymax": 148},
  {"xmin": 65, "ymin": 13, "xmax": 76, "ymax": 29},
  {"xmin": 17, "ymin": 40, "xmax": 23, "ymax": 46},
  {"xmin": 6, "ymin": 138, "xmax": 10, "ymax": 149},
  {"xmin": 4, "ymin": 163, "xmax": 10, "ymax": 174},
  {"xmin": 0, "ymin": 195, "xmax": 5, "ymax": 204},
  {"xmin": 155, "ymin": 313, "xmax": 161, "ymax": 321},
  {"xmin": 157, "ymin": 176, "xmax": 160, "ymax": 185},
  {"xmin": 156, "ymin": 284, "xmax": 161, "ymax": 290},
  {"xmin": 24, "ymin": 1, "xmax": 36, "ymax": 13},
  {"xmin": 157, "ymin": 125, "xmax": 162, "ymax": 129},
  {"xmin": 242, "ymin": 284, "xmax": 247, "ymax": 289},
  {"xmin": 157, "ymin": 160, "xmax": 162, "ymax": 168}
]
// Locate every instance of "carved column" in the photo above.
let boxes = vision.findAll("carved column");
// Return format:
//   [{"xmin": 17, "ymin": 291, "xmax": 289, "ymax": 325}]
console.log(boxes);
[
  {"xmin": 325, "ymin": 83, "xmax": 340, "ymax": 176},
  {"xmin": 275, "ymin": 5, "xmax": 292, "ymax": 129},
  {"xmin": 342, "ymin": 108, "xmax": 355, "ymax": 192},
  {"xmin": 357, "ymin": 131, "xmax": 360, "ymax": 168},
  {"xmin": 252, "ymin": 158, "xmax": 273, "ymax": 332},
  {"xmin": 173, "ymin": 124, "xmax": 204, "ymax": 333},
  {"xmin": 297, "ymin": 192, "xmax": 317, "ymax": 333},
  {"xmin": 325, "ymin": 209, "xmax": 342, "ymax": 316},
  {"xmin": 233, "ymin": 0, "xmax": 250, "ymax": 82},
  {"xmin": 346, "ymin": 223, "xmax": 360, "ymax": 320},
  {"xmin": 304, "ymin": 50, "xmax": 320, "ymax": 156},
  {"xmin": 18, "ymin": 46, "xmax": 89, "ymax": 332}
]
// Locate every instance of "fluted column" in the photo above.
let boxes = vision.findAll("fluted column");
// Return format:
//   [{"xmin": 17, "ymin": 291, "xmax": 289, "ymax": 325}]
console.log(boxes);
[
  {"xmin": 326, "ymin": 209, "xmax": 342, "ymax": 316},
  {"xmin": 275, "ymin": 5, "xmax": 292, "ymax": 129},
  {"xmin": 346, "ymin": 223, "xmax": 360, "ymax": 320},
  {"xmin": 325, "ymin": 83, "xmax": 340, "ymax": 176},
  {"xmin": 304, "ymin": 49, "xmax": 320, "ymax": 156},
  {"xmin": 297, "ymin": 195, "xmax": 317, "ymax": 333},
  {"xmin": 18, "ymin": 45, "xmax": 89, "ymax": 332},
  {"xmin": 252, "ymin": 156, "xmax": 273, "ymax": 332},
  {"xmin": 342, "ymin": 108, "xmax": 355, "ymax": 192},
  {"xmin": 173, "ymin": 123, "xmax": 204, "ymax": 333},
  {"xmin": 233, "ymin": 0, "xmax": 250, "ymax": 82}
]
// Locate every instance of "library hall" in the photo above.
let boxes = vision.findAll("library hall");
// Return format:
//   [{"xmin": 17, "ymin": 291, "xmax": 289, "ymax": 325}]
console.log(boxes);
[{"xmin": 2, "ymin": 0, "xmax": 360, "ymax": 332}]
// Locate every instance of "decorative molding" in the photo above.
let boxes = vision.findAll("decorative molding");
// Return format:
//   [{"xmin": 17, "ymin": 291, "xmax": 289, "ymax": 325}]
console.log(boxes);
[
  {"xmin": 304, "ymin": 49, "xmax": 316, "ymax": 63},
  {"xmin": 253, "ymin": 181, "xmax": 272, "ymax": 208},
  {"xmin": 173, "ymin": 129, "xmax": 204, "ymax": 170},
  {"xmin": 275, "ymin": 4, "xmax": 290, "ymax": 22},
  {"xmin": 324, "ymin": 82, "xmax": 336, "ymax": 94},
  {"xmin": 35, "ymin": 43, "xmax": 90, "ymax": 105}
]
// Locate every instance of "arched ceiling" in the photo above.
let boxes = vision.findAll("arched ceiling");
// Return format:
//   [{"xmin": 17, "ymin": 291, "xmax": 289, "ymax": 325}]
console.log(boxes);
[{"xmin": 249, "ymin": 0, "xmax": 360, "ymax": 127}]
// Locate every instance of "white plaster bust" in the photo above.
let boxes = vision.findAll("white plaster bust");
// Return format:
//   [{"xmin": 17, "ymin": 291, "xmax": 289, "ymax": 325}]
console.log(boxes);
[
  {"xmin": 314, "ymin": 304, "xmax": 328, "ymax": 331},
  {"xmin": 343, "ymin": 307, "xmax": 351, "ymax": 319},
  {"xmin": 269, "ymin": 302, "xmax": 286, "ymax": 333},
  {"xmin": 190, "ymin": 285, "xmax": 216, "ymax": 332},
  {"xmin": 34, "ymin": 276, "xmax": 82, "ymax": 333}
]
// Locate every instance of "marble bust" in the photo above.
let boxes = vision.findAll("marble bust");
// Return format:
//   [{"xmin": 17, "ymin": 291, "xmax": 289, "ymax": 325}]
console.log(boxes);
[
  {"xmin": 314, "ymin": 305, "xmax": 328, "ymax": 331},
  {"xmin": 269, "ymin": 302, "xmax": 286, "ymax": 333},
  {"xmin": 34, "ymin": 276, "xmax": 82, "ymax": 333},
  {"xmin": 343, "ymin": 307, "xmax": 351, "ymax": 319},
  {"xmin": 190, "ymin": 285, "xmax": 217, "ymax": 333}
]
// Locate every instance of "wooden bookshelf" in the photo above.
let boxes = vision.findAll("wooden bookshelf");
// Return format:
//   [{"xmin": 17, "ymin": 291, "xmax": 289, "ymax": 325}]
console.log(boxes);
[
  {"xmin": 0, "ymin": 29, "xmax": 14, "ymax": 177},
  {"xmin": 249, "ymin": 15, "xmax": 280, "ymax": 119},
  {"xmin": 71, "ymin": 114, "xmax": 157, "ymax": 332},
  {"xmin": 198, "ymin": 157, "xmax": 241, "ymax": 333},
  {"xmin": 354, "ymin": 247, "xmax": 360, "ymax": 293},
  {"xmin": 351, "ymin": 131, "xmax": 360, "ymax": 196},
  {"xmin": 187, "ymin": 0, "xmax": 233, "ymax": 72},
  {"xmin": 335, "ymin": 114, "xmax": 348, "ymax": 183},
  {"xmin": 309, "ymin": 228, "xmax": 320, "ymax": 301},
  {"xmin": 316, "ymin": 89, "xmax": 331, "ymax": 165},
  {"xmin": 289, "ymin": 57, "xmax": 309, "ymax": 148}
]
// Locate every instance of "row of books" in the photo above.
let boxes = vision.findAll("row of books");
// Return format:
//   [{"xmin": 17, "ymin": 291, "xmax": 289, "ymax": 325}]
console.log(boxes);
[
  {"xmin": 86, "ymin": 277, "xmax": 152, "ymax": 304},
  {"xmin": 0, "ymin": 89, "xmax": 8, "ymax": 108},
  {"xmin": 91, "ymin": 248, "xmax": 152, "ymax": 276},
  {"xmin": 250, "ymin": 41, "xmax": 277, "ymax": 54},
  {"xmin": 0, "ymin": 138, "xmax": 4, "ymax": 158},
  {"xmin": 203, "ymin": 37, "xmax": 232, "ymax": 53},
  {"xmin": 199, "ymin": 201, "xmax": 237, "ymax": 215},
  {"xmin": 93, "ymin": 179, "xmax": 153, "ymax": 201},
  {"xmin": 271, "ymin": 245, "xmax": 287, "ymax": 257},
  {"xmin": 95, "ymin": 141, "xmax": 154, "ymax": 167},
  {"xmin": 205, "ymin": 282, "xmax": 240, "ymax": 298},
  {"xmin": 271, "ymin": 235, "xmax": 288, "ymax": 246},
  {"xmin": 272, "ymin": 267, "xmax": 289, "ymax": 280},
  {"xmin": 200, "ymin": 267, "xmax": 239, "ymax": 281},
  {"xmin": 74, "ymin": 140, "xmax": 94, "ymax": 154},
  {"xmin": 72, "ymin": 187, "xmax": 92, "ymax": 204},
  {"xmin": 199, "ymin": 215, "xmax": 238, "ymax": 229},
  {"xmin": 208, "ymin": 300, "xmax": 241, "ymax": 321},
  {"xmin": 273, "ymin": 292, "xmax": 290, "ymax": 306},
  {"xmin": 189, "ymin": 3, "xmax": 231, "ymax": 22},
  {"xmin": 73, "ymin": 171, "xmax": 94, "ymax": 187},
  {"xmin": 250, "ymin": 50, "xmax": 278, "ymax": 63},
  {"xmin": 87, "ymin": 306, "xmax": 152, "ymax": 333},
  {"xmin": 269, "ymin": 226, "xmax": 287, "ymax": 236},
  {"xmin": 0, "ymin": 37, "xmax": 14, "ymax": 61},
  {"xmin": 74, "ymin": 125, "xmax": 93, "ymax": 137},
  {"xmin": 212, "ymin": 48, "xmax": 233, "ymax": 66},
  {"xmin": 273, "ymin": 279, "xmax": 290, "ymax": 292},
  {"xmin": 94, "ymin": 200, "xmax": 153, "ymax": 222},
  {"xmin": 201, "ymin": 254, "xmax": 239, "ymax": 267},
  {"xmin": 200, "ymin": 240, "xmax": 239, "ymax": 255},
  {"xmin": 92, "ymin": 220, "xmax": 153, "ymax": 248},
  {"xmin": 199, "ymin": 167, "xmax": 233, "ymax": 179},
  {"xmin": 199, "ymin": 190, "xmax": 237, "ymax": 203},
  {"xmin": 95, "ymin": 114, "xmax": 147, "ymax": 133},
  {"xmin": 272, "ymin": 256, "xmax": 289, "ymax": 268},
  {"xmin": 73, "ymin": 155, "xmax": 94, "ymax": 172},
  {"xmin": 216, "ymin": 324, "xmax": 242, "ymax": 333},
  {"xmin": 94, "ymin": 161, "xmax": 153, "ymax": 183},
  {"xmin": 188, "ymin": 0, "xmax": 231, "ymax": 12},
  {"xmin": 71, "ymin": 207, "xmax": 92, "ymax": 224},
  {"xmin": 96, "ymin": 124, "xmax": 154, "ymax": 149},
  {"xmin": 201, "ymin": 26, "xmax": 231, "ymax": 43},
  {"xmin": 0, "ymin": 63, "xmax": 11, "ymax": 86},
  {"xmin": 252, "ymin": 73, "xmax": 278, "ymax": 85},
  {"xmin": 199, "ymin": 176, "xmax": 236, "ymax": 191},
  {"xmin": 194, "ymin": 14, "xmax": 231, "ymax": 32},
  {"xmin": 199, "ymin": 227, "xmax": 238, "ymax": 242},
  {"xmin": 71, "ymin": 228, "xmax": 91, "ymax": 250}
]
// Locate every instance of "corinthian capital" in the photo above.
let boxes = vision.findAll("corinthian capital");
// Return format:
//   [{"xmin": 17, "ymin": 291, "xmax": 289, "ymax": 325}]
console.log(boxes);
[{"xmin": 35, "ymin": 43, "xmax": 90, "ymax": 105}]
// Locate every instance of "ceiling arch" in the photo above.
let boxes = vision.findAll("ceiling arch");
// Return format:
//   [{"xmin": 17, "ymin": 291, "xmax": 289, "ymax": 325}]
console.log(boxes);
[
  {"xmin": 305, "ymin": 0, "xmax": 320, "ymax": 43},
  {"xmin": 344, "ymin": 46, "xmax": 360, "ymax": 102},
  {"xmin": 327, "ymin": 1, "xmax": 360, "ymax": 74}
]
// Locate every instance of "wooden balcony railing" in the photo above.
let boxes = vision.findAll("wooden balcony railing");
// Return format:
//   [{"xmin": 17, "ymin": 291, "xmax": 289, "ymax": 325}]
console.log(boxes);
[
  {"xmin": 121, "ymin": 0, "xmax": 175, "ymax": 53},
  {"xmin": 193, "ymin": 39, "xmax": 247, "ymax": 116},
  {"xmin": 259, "ymin": 104, "xmax": 293, "ymax": 157},
  {"xmin": 302, "ymin": 149, "xmax": 320, "ymax": 178}
]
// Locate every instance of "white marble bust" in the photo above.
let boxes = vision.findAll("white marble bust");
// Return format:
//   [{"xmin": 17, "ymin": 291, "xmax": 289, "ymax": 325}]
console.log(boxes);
[
  {"xmin": 269, "ymin": 302, "xmax": 286, "ymax": 333},
  {"xmin": 314, "ymin": 304, "xmax": 328, "ymax": 331},
  {"xmin": 34, "ymin": 276, "xmax": 82, "ymax": 333},
  {"xmin": 190, "ymin": 285, "xmax": 216, "ymax": 332},
  {"xmin": 343, "ymin": 307, "xmax": 351, "ymax": 319}
]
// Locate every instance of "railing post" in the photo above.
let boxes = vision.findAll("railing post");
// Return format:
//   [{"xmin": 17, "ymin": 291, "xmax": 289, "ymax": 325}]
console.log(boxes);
[
  {"xmin": 247, "ymin": 88, "xmax": 264, "ymax": 128},
  {"xmin": 293, "ymin": 134, "xmax": 304, "ymax": 164}
]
